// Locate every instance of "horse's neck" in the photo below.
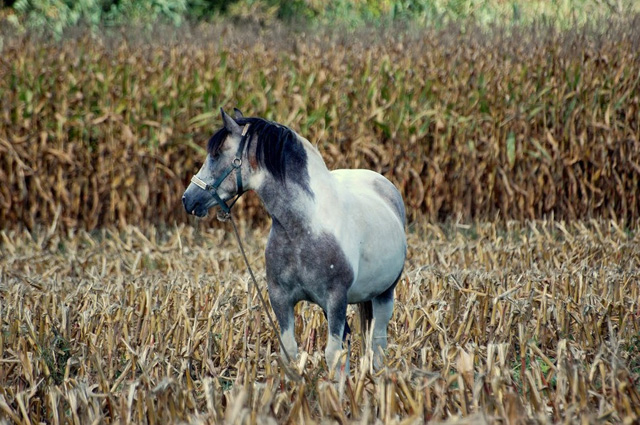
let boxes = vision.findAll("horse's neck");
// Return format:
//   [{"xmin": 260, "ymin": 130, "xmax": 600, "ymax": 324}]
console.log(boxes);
[{"xmin": 255, "ymin": 144, "xmax": 333, "ymax": 239}]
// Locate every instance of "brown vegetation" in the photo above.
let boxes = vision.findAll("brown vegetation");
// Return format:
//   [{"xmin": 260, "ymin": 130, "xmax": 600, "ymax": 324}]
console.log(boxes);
[
  {"xmin": 1, "ymin": 221, "xmax": 639, "ymax": 423},
  {"xmin": 2, "ymin": 19, "xmax": 640, "ymax": 424},
  {"xmin": 1, "ymin": 21, "xmax": 639, "ymax": 232}
]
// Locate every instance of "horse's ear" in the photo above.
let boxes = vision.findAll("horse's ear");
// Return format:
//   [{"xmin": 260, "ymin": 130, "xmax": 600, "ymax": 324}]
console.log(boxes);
[
  {"xmin": 220, "ymin": 107, "xmax": 241, "ymax": 135},
  {"xmin": 233, "ymin": 108, "xmax": 244, "ymax": 119}
]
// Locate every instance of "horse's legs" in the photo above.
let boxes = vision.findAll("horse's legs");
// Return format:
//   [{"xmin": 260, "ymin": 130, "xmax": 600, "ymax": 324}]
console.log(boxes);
[
  {"xmin": 325, "ymin": 293, "xmax": 349, "ymax": 377},
  {"xmin": 268, "ymin": 288, "xmax": 298, "ymax": 362},
  {"xmin": 371, "ymin": 284, "xmax": 395, "ymax": 369},
  {"xmin": 323, "ymin": 310, "xmax": 351, "ymax": 343}
]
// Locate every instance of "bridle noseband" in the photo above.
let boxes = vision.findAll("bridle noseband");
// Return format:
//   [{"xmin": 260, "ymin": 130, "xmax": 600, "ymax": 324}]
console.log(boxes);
[{"xmin": 190, "ymin": 124, "xmax": 250, "ymax": 214}]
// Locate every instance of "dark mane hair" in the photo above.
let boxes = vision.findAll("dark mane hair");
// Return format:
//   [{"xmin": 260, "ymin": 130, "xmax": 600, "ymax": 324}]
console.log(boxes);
[{"xmin": 207, "ymin": 117, "xmax": 309, "ymax": 185}]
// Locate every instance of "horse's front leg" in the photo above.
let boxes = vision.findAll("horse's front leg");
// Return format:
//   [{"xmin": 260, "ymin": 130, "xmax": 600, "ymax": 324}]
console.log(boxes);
[
  {"xmin": 325, "ymin": 292, "xmax": 349, "ymax": 378},
  {"xmin": 268, "ymin": 286, "xmax": 298, "ymax": 362}
]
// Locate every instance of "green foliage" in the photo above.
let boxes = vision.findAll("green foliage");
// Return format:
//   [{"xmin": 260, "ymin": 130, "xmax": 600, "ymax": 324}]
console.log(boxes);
[
  {"xmin": 185, "ymin": 0, "xmax": 232, "ymax": 20},
  {"xmin": 103, "ymin": 0, "xmax": 187, "ymax": 27},
  {"xmin": 236, "ymin": 0, "xmax": 640, "ymax": 28},
  {"xmin": 40, "ymin": 327, "xmax": 71, "ymax": 385},
  {"xmin": 13, "ymin": 0, "xmax": 102, "ymax": 35},
  {"xmin": 11, "ymin": 0, "xmax": 187, "ymax": 37},
  {"xmin": 7, "ymin": 0, "xmax": 640, "ymax": 35}
]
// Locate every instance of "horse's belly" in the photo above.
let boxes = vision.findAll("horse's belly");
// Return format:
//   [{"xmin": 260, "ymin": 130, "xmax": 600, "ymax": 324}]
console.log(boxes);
[
  {"xmin": 326, "ymin": 168, "xmax": 407, "ymax": 303},
  {"xmin": 346, "ymin": 230, "xmax": 406, "ymax": 303}
]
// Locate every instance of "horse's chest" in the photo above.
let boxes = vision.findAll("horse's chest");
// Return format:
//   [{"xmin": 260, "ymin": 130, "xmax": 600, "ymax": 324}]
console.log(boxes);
[{"xmin": 265, "ymin": 230, "xmax": 354, "ymax": 304}]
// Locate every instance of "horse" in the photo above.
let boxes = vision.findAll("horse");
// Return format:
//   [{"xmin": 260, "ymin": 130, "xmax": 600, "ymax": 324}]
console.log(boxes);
[{"xmin": 182, "ymin": 108, "xmax": 407, "ymax": 375}]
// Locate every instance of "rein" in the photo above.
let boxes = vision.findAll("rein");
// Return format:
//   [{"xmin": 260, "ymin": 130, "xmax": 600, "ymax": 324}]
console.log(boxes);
[
  {"xmin": 220, "ymin": 212, "xmax": 293, "ymax": 364},
  {"xmin": 190, "ymin": 123, "xmax": 293, "ymax": 365}
]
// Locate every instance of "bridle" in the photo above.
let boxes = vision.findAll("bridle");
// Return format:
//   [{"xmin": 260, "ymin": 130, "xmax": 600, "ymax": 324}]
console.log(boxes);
[
  {"xmin": 190, "ymin": 124, "xmax": 250, "ymax": 214},
  {"xmin": 187, "ymin": 122, "xmax": 298, "ymax": 369}
]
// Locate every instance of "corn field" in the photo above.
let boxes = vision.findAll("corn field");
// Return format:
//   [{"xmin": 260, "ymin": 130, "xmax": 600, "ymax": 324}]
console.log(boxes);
[
  {"xmin": 1, "ymin": 21, "xmax": 640, "ymax": 231},
  {"xmin": 2, "ymin": 17, "xmax": 640, "ymax": 425},
  {"xmin": 1, "ymin": 220, "xmax": 639, "ymax": 423}
]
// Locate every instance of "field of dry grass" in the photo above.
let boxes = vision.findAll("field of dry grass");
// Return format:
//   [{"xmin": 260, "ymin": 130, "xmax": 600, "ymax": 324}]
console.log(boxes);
[
  {"xmin": 2, "ymin": 219, "xmax": 639, "ymax": 424},
  {"xmin": 2, "ymin": 12, "xmax": 640, "ymax": 425}
]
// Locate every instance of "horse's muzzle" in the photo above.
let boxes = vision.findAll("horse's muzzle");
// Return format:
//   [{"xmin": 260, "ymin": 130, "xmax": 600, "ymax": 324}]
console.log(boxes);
[{"xmin": 182, "ymin": 194, "xmax": 208, "ymax": 217}]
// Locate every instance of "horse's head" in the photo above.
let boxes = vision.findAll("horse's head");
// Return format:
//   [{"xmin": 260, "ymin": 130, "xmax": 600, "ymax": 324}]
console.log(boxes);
[{"xmin": 182, "ymin": 108, "xmax": 252, "ymax": 217}]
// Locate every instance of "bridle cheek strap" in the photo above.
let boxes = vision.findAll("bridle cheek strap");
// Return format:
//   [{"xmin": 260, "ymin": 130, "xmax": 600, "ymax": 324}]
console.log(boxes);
[{"xmin": 190, "ymin": 124, "xmax": 250, "ymax": 214}]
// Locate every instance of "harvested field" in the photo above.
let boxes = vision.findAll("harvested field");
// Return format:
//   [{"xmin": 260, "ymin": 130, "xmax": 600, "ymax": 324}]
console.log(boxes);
[
  {"xmin": 2, "ymin": 12, "xmax": 640, "ymax": 425},
  {"xmin": 1, "ymin": 220, "xmax": 639, "ymax": 423}
]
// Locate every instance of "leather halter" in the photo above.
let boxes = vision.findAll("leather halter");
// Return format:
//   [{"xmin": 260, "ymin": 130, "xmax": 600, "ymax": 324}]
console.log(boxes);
[{"xmin": 190, "ymin": 124, "xmax": 250, "ymax": 214}]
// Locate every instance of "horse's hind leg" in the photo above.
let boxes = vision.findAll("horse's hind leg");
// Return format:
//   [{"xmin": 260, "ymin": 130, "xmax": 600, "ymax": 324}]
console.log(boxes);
[{"xmin": 371, "ymin": 282, "xmax": 396, "ymax": 369}]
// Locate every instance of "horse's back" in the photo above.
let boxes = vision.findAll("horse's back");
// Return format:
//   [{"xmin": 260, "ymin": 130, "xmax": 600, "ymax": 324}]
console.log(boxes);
[
  {"xmin": 330, "ymin": 169, "xmax": 406, "ymax": 302},
  {"xmin": 331, "ymin": 169, "xmax": 405, "ymax": 224}
]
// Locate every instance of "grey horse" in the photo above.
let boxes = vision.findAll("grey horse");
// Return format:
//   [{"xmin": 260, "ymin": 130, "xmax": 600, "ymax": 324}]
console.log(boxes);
[{"xmin": 182, "ymin": 109, "xmax": 406, "ymax": 376}]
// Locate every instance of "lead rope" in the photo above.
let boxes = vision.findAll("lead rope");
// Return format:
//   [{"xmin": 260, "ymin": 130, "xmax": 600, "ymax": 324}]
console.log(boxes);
[{"xmin": 218, "ymin": 211, "xmax": 293, "ymax": 365}]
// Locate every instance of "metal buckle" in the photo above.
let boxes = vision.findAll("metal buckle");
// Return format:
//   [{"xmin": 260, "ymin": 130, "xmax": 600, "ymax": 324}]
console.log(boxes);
[{"xmin": 191, "ymin": 175, "xmax": 209, "ymax": 190}]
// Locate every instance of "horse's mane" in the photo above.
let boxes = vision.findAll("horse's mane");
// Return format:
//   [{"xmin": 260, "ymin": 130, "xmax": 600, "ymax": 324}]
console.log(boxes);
[{"xmin": 207, "ymin": 117, "xmax": 308, "ymax": 184}]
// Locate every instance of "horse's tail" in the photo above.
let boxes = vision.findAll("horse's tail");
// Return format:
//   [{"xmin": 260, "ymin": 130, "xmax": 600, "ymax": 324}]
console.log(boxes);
[{"xmin": 357, "ymin": 300, "xmax": 373, "ymax": 355}]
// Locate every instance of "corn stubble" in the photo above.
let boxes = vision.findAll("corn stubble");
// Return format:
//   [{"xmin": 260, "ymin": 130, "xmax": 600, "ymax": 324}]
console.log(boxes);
[
  {"xmin": 1, "ymin": 20, "xmax": 639, "ymax": 231},
  {"xmin": 1, "ymin": 18, "xmax": 640, "ymax": 425},
  {"xmin": 1, "ymin": 220, "xmax": 639, "ymax": 424}
]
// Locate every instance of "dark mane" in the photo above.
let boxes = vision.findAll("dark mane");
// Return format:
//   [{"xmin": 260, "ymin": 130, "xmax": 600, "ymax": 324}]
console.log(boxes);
[{"xmin": 207, "ymin": 117, "xmax": 310, "ymax": 187}]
